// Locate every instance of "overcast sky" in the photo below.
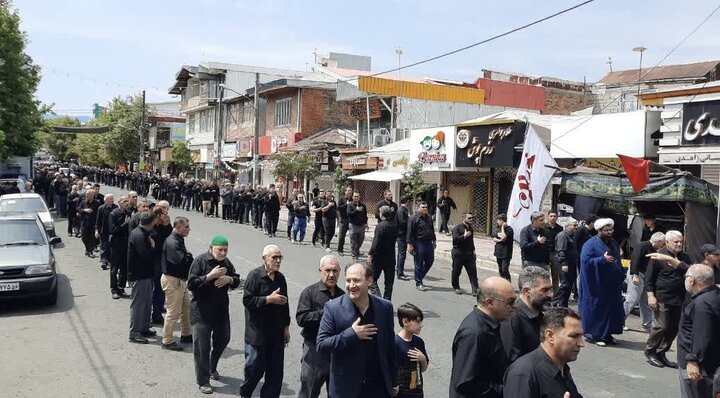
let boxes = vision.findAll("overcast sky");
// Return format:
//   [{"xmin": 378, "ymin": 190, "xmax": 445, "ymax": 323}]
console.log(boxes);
[{"xmin": 13, "ymin": 0, "xmax": 720, "ymax": 115}]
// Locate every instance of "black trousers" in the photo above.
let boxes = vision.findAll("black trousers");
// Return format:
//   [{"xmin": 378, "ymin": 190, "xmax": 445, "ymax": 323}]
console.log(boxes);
[
  {"xmin": 439, "ymin": 212, "xmax": 450, "ymax": 233},
  {"xmin": 337, "ymin": 219, "xmax": 349, "ymax": 253},
  {"xmin": 312, "ymin": 217, "xmax": 325, "ymax": 245},
  {"xmin": 370, "ymin": 258, "xmax": 396, "ymax": 301},
  {"xmin": 254, "ymin": 206, "xmax": 263, "ymax": 227},
  {"xmin": 646, "ymin": 302, "xmax": 681, "ymax": 354},
  {"xmin": 323, "ymin": 219, "xmax": 336, "ymax": 249},
  {"xmin": 496, "ymin": 257, "xmax": 511, "ymax": 282},
  {"xmin": 234, "ymin": 204, "xmax": 244, "ymax": 223},
  {"xmin": 193, "ymin": 319, "xmax": 231, "ymax": 386},
  {"xmin": 266, "ymin": 211, "xmax": 279, "ymax": 234},
  {"xmin": 81, "ymin": 226, "xmax": 95, "ymax": 253},
  {"xmin": 244, "ymin": 205, "xmax": 251, "ymax": 224},
  {"xmin": 552, "ymin": 263, "xmax": 577, "ymax": 308},
  {"xmin": 110, "ymin": 238, "xmax": 128, "ymax": 293},
  {"xmin": 451, "ymin": 250, "xmax": 479, "ymax": 292},
  {"xmin": 222, "ymin": 204, "xmax": 232, "ymax": 220},
  {"xmin": 298, "ymin": 340, "xmax": 329, "ymax": 398}
]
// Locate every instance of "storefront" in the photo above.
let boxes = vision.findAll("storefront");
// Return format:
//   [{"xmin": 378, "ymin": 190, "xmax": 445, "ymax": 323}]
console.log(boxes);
[{"xmin": 349, "ymin": 138, "xmax": 410, "ymax": 211}]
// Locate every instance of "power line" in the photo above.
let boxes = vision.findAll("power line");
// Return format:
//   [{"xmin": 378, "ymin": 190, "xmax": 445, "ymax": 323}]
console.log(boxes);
[{"xmin": 550, "ymin": 1, "xmax": 720, "ymax": 157}]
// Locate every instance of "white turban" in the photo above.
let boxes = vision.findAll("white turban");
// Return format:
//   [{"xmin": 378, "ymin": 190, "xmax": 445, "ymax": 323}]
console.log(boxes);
[{"xmin": 594, "ymin": 218, "xmax": 614, "ymax": 231}]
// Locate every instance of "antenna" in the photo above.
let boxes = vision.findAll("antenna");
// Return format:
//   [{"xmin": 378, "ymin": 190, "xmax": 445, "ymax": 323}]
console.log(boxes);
[{"xmin": 605, "ymin": 57, "xmax": 613, "ymax": 72}]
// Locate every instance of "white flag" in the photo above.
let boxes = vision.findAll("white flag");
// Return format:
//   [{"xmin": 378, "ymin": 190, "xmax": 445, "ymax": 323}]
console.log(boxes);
[{"xmin": 507, "ymin": 124, "xmax": 557, "ymax": 241}]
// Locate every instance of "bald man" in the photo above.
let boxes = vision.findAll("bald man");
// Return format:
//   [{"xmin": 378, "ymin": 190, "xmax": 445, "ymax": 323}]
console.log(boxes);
[{"xmin": 450, "ymin": 277, "xmax": 516, "ymax": 398}]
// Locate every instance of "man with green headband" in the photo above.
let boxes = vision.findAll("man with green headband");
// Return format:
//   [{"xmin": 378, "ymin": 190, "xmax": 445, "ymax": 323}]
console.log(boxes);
[{"xmin": 188, "ymin": 235, "xmax": 242, "ymax": 394}]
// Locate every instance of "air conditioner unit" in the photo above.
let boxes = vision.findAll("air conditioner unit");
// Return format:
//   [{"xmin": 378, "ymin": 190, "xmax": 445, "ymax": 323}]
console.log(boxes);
[
  {"xmin": 372, "ymin": 128, "xmax": 392, "ymax": 148},
  {"xmin": 391, "ymin": 128, "xmax": 409, "ymax": 141}
]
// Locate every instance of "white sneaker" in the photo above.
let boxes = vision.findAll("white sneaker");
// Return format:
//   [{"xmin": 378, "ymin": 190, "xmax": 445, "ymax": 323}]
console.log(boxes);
[
  {"xmin": 291, "ymin": 240, "xmax": 297, "ymax": 244},
  {"xmin": 325, "ymin": 247, "xmax": 332, "ymax": 253},
  {"xmin": 622, "ymin": 326, "xmax": 629, "ymax": 331}
]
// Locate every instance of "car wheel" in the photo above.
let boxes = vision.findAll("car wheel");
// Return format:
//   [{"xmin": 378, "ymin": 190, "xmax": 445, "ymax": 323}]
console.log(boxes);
[{"xmin": 41, "ymin": 283, "xmax": 58, "ymax": 306}]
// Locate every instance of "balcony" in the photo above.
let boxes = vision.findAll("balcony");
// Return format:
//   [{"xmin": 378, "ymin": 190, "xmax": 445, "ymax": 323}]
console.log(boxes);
[{"xmin": 180, "ymin": 82, "xmax": 219, "ymax": 112}]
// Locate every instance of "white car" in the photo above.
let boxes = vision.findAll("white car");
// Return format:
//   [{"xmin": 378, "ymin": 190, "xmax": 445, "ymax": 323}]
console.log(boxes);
[{"xmin": 0, "ymin": 193, "xmax": 57, "ymax": 238}]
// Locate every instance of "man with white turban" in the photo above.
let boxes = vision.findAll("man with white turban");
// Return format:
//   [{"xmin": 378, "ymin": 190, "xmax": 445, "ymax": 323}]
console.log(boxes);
[{"xmin": 578, "ymin": 218, "xmax": 625, "ymax": 346}]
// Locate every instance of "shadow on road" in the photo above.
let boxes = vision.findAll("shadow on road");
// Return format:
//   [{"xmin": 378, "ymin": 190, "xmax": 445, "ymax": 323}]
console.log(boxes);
[{"xmin": 0, "ymin": 273, "xmax": 74, "ymax": 317}]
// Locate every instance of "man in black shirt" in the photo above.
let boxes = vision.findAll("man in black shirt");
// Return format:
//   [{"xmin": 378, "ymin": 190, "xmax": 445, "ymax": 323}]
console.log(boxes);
[
  {"xmin": 241, "ymin": 244, "xmax": 291, "ymax": 398},
  {"xmin": 544, "ymin": 210, "xmax": 563, "ymax": 291},
  {"xmin": 407, "ymin": 201, "xmax": 436, "ymax": 291},
  {"xmin": 396, "ymin": 196, "xmax": 411, "ymax": 281},
  {"xmin": 493, "ymin": 214, "xmax": 514, "ymax": 282},
  {"xmin": 264, "ymin": 188, "xmax": 281, "ymax": 237},
  {"xmin": 336, "ymin": 187, "xmax": 353, "ymax": 255},
  {"xmin": 188, "ymin": 235, "xmax": 242, "ymax": 394},
  {"xmin": 109, "ymin": 196, "xmax": 131, "ymax": 299},
  {"xmin": 321, "ymin": 191, "xmax": 337, "ymax": 252},
  {"xmin": 437, "ymin": 189, "xmax": 457, "ymax": 235},
  {"xmin": 519, "ymin": 211, "xmax": 549, "ymax": 268},
  {"xmin": 159, "ymin": 216, "xmax": 193, "ymax": 351},
  {"xmin": 623, "ymin": 232, "xmax": 665, "ymax": 332},
  {"xmin": 127, "ymin": 211, "xmax": 157, "ymax": 344},
  {"xmin": 573, "ymin": 215, "xmax": 597, "ymax": 259},
  {"xmin": 310, "ymin": 192, "xmax": 325, "ymax": 247},
  {"xmin": 95, "ymin": 193, "xmax": 117, "ymax": 270},
  {"xmin": 645, "ymin": 230, "xmax": 693, "ymax": 368},
  {"xmin": 451, "ymin": 212, "xmax": 479, "ymax": 296},
  {"xmin": 369, "ymin": 206, "xmax": 398, "ymax": 300},
  {"xmin": 375, "ymin": 190, "xmax": 398, "ymax": 224},
  {"xmin": 678, "ymin": 264, "xmax": 720, "ymax": 398},
  {"xmin": 503, "ymin": 307, "xmax": 584, "ymax": 398},
  {"xmin": 450, "ymin": 276, "xmax": 515, "ymax": 398},
  {"xmin": 500, "ymin": 266, "xmax": 553, "ymax": 363},
  {"xmin": 552, "ymin": 219, "xmax": 579, "ymax": 308},
  {"xmin": 295, "ymin": 255, "xmax": 345, "ymax": 398},
  {"xmin": 699, "ymin": 244, "xmax": 720, "ymax": 284},
  {"xmin": 641, "ymin": 215, "xmax": 665, "ymax": 242},
  {"xmin": 347, "ymin": 192, "xmax": 368, "ymax": 260},
  {"xmin": 78, "ymin": 189, "xmax": 102, "ymax": 258}
]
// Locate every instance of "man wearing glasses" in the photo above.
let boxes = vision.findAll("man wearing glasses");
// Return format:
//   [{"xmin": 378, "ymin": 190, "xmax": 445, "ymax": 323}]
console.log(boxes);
[
  {"xmin": 577, "ymin": 218, "xmax": 625, "ymax": 347},
  {"xmin": 241, "ymin": 245, "xmax": 291, "ymax": 398},
  {"xmin": 644, "ymin": 230, "xmax": 693, "ymax": 368},
  {"xmin": 450, "ymin": 276, "xmax": 516, "ymax": 398}
]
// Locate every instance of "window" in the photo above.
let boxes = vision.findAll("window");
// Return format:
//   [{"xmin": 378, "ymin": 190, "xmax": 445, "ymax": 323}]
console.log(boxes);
[
  {"xmin": 227, "ymin": 103, "xmax": 240, "ymax": 126},
  {"xmin": 188, "ymin": 114, "xmax": 196, "ymax": 134},
  {"xmin": 274, "ymin": 98, "xmax": 292, "ymax": 126},
  {"xmin": 242, "ymin": 102, "xmax": 254, "ymax": 123},
  {"xmin": 199, "ymin": 109, "xmax": 215, "ymax": 133}
]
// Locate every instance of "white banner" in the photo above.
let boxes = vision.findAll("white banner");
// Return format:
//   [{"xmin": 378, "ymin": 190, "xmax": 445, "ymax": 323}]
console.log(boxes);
[{"xmin": 507, "ymin": 124, "xmax": 558, "ymax": 241}]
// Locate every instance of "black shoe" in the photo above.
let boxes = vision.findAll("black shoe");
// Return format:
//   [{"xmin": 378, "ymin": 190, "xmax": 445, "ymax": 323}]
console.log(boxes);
[
  {"xmin": 140, "ymin": 330, "xmax": 157, "ymax": 337},
  {"xmin": 645, "ymin": 351, "xmax": 664, "ymax": 368},
  {"xmin": 152, "ymin": 317, "xmax": 164, "ymax": 325},
  {"xmin": 101, "ymin": 263, "xmax": 108, "ymax": 270},
  {"xmin": 199, "ymin": 384, "xmax": 213, "ymax": 394},
  {"xmin": 161, "ymin": 341, "xmax": 184, "ymax": 351},
  {"xmin": 180, "ymin": 335, "xmax": 193, "ymax": 344},
  {"xmin": 118, "ymin": 289, "xmax": 128, "ymax": 297},
  {"xmin": 657, "ymin": 352, "xmax": 678, "ymax": 368},
  {"xmin": 210, "ymin": 370, "xmax": 220, "ymax": 380},
  {"xmin": 112, "ymin": 293, "xmax": 120, "ymax": 300},
  {"xmin": 129, "ymin": 336, "xmax": 149, "ymax": 344}
]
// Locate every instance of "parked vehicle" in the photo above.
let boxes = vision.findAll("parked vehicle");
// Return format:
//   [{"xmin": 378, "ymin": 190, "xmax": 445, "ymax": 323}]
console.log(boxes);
[
  {"xmin": 0, "ymin": 193, "xmax": 58, "ymax": 238},
  {"xmin": 0, "ymin": 212, "xmax": 61, "ymax": 305}
]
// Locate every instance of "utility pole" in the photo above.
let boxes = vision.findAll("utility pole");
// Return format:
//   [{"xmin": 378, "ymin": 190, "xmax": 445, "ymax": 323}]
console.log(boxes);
[
  {"xmin": 215, "ymin": 83, "xmax": 224, "ymax": 180},
  {"xmin": 139, "ymin": 89, "xmax": 146, "ymax": 171},
  {"xmin": 253, "ymin": 72, "xmax": 260, "ymax": 186}
]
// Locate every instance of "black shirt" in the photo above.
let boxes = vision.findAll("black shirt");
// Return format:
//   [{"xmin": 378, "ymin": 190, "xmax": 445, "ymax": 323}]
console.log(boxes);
[
  {"xmin": 337, "ymin": 195, "xmax": 352, "ymax": 221},
  {"xmin": 677, "ymin": 285, "xmax": 720, "ymax": 375},
  {"xmin": 161, "ymin": 232, "xmax": 191, "ymax": 280},
  {"xmin": 295, "ymin": 281, "xmax": 344, "ymax": 342},
  {"xmin": 500, "ymin": 299, "xmax": 543, "ymax": 363},
  {"xmin": 543, "ymin": 223, "xmax": 563, "ymax": 253},
  {"xmin": 311, "ymin": 199, "xmax": 324, "ymax": 221},
  {"xmin": 452, "ymin": 223, "xmax": 475, "ymax": 253},
  {"xmin": 369, "ymin": 219, "xmax": 398, "ymax": 260},
  {"xmin": 95, "ymin": 203, "xmax": 117, "ymax": 235},
  {"xmin": 450, "ymin": 307, "xmax": 508, "ymax": 398},
  {"xmin": 243, "ymin": 266, "xmax": 291, "ymax": 345},
  {"xmin": 519, "ymin": 225, "xmax": 549, "ymax": 263},
  {"xmin": 493, "ymin": 225, "xmax": 514, "ymax": 260},
  {"xmin": 438, "ymin": 196, "xmax": 457, "ymax": 215},
  {"xmin": 630, "ymin": 240, "xmax": 656, "ymax": 275},
  {"xmin": 396, "ymin": 334, "xmax": 429, "ymax": 396},
  {"xmin": 293, "ymin": 200, "xmax": 309, "ymax": 219},
  {"xmin": 355, "ymin": 299, "xmax": 382, "ymax": 381},
  {"xmin": 127, "ymin": 226, "xmax": 156, "ymax": 281},
  {"xmin": 321, "ymin": 199, "xmax": 337, "ymax": 220},
  {"xmin": 187, "ymin": 252, "xmax": 242, "ymax": 325},
  {"xmin": 348, "ymin": 201, "xmax": 368, "ymax": 226},
  {"xmin": 573, "ymin": 226, "xmax": 595, "ymax": 259},
  {"xmin": 407, "ymin": 214, "xmax": 436, "ymax": 245},
  {"xmin": 375, "ymin": 199, "xmax": 398, "ymax": 222},
  {"xmin": 396, "ymin": 206, "xmax": 410, "ymax": 239},
  {"xmin": 264, "ymin": 194, "xmax": 281, "ymax": 213},
  {"xmin": 645, "ymin": 247, "xmax": 692, "ymax": 307},
  {"xmin": 78, "ymin": 197, "xmax": 102, "ymax": 228},
  {"xmin": 503, "ymin": 346, "xmax": 583, "ymax": 398},
  {"xmin": 555, "ymin": 230, "xmax": 578, "ymax": 270},
  {"xmin": 641, "ymin": 224, "xmax": 666, "ymax": 242}
]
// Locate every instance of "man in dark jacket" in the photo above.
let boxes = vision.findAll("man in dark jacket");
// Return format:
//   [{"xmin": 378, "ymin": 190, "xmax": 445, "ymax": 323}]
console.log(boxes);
[
  {"xmin": 151, "ymin": 205, "xmax": 173, "ymax": 325},
  {"xmin": 395, "ymin": 196, "xmax": 411, "ymax": 280},
  {"xmin": 369, "ymin": 206, "xmax": 398, "ymax": 300},
  {"xmin": 519, "ymin": 211, "xmax": 549, "ymax": 268},
  {"xmin": 645, "ymin": 230, "xmax": 693, "ymax": 368},
  {"xmin": 552, "ymin": 219, "xmax": 579, "ymax": 308},
  {"xmin": 109, "ymin": 196, "xmax": 131, "ymax": 299},
  {"xmin": 677, "ymin": 264, "xmax": 720, "ymax": 398},
  {"xmin": 311, "ymin": 192, "xmax": 325, "ymax": 247},
  {"xmin": 95, "ymin": 193, "xmax": 117, "ymax": 270},
  {"xmin": 407, "ymin": 201, "xmax": 436, "ymax": 291},
  {"xmin": 321, "ymin": 191, "xmax": 337, "ymax": 252},
  {"xmin": 336, "ymin": 187, "xmax": 353, "ymax": 255},
  {"xmin": 160, "ymin": 216, "xmax": 193, "ymax": 351},
  {"xmin": 127, "ymin": 211, "xmax": 157, "ymax": 344},
  {"xmin": 347, "ymin": 192, "xmax": 368, "ymax": 260},
  {"xmin": 493, "ymin": 214, "xmax": 514, "ymax": 282},
  {"xmin": 375, "ymin": 190, "xmax": 398, "ymax": 224},
  {"xmin": 437, "ymin": 189, "xmax": 457, "ymax": 235},
  {"xmin": 78, "ymin": 189, "xmax": 102, "ymax": 258},
  {"xmin": 264, "ymin": 188, "xmax": 281, "ymax": 237},
  {"xmin": 188, "ymin": 235, "xmax": 242, "ymax": 394},
  {"xmin": 623, "ymin": 232, "xmax": 665, "ymax": 332},
  {"xmin": 241, "ymin": 244, "xmax": 291, "ymax": 398},
  {"xmin": 451, "ymin": 212, "xmax": 479, "ymax": 296}
]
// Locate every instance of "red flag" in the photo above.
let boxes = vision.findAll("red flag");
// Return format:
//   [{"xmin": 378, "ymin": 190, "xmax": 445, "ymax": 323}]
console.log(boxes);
[{"xmin": 618, "ymin": 154, "xmax": 649, "ymax": 192}]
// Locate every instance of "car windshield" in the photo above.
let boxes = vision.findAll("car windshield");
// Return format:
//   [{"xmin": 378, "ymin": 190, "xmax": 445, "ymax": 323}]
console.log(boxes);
[
  {"xmin": 0, "ymin": 197, "xmax": 48, "ymax": 213},
  {"xmin": 0, "ymin": 220, "xmax": 46, "ymax": 246}
]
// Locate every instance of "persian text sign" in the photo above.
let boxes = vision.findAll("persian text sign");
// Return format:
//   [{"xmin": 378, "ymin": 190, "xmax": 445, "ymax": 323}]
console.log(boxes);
[{"xmin": 507, "ymin": 125, "xmax": 557, "ymax": 241}]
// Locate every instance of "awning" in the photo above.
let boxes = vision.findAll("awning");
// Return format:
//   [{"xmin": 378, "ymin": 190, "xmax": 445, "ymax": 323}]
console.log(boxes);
[{"xmin": 348, "ymin": 170, "xmax": 403, "ymax": 182}]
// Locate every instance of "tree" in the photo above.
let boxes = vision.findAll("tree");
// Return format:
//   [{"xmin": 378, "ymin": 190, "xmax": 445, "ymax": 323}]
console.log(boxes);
[
  {"xmin": 73, "ymin": 133, "xmax": 107, "ymax": 165},
  {"xmin": 36, "ymin": 116, "xmax": 80, "ymax": 162},
  {"xmin": 333, "ymin": 166, "xmax": 349, "ymax": 196},
  {"xmin": 0, "ymin": 2, "xmax": 44, "ymax": 160},
  {"xmin": 171, "ymin": 141, "xmax": 192, "ymax": 172},
  {"xmin": 402, "ymin": 162, "xmax": 437, "ymax": 201},
  {"xmin": 272, "ymin": 152, "xmax": 321, "ymax": 190}
]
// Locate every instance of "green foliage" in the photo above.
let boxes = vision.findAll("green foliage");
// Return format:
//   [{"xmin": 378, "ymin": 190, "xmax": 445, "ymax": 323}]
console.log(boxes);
[
  {"xmin": 36, "ymin": 116, "xmax": 80, "ymax": 162},
  {"xmin": 171, "ymin": 141, "xmax": 192, "ymax": 171},
  {"xmin": 272, "ymin": 153, "xmax": 321, "ymax": 183},
  {"xmin": 333, "ymin": 167, "xmax": 349, "ymax": 196},
  {"xmin": 74, "ymin": 133, "xmax": 106, "ymax": 165},
  {"xmin": 402, "ymin": 162, "xmax": 436, "ymax": 201},
  {"xmin": 0, "ymin": 3, "xmax": 43, "ymax": 160}
]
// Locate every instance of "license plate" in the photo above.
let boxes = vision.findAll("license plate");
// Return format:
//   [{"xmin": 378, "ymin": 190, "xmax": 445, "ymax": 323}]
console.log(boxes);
[{"xmin": 0, "ymin": 282, "xmax": 20, "ymax": 291}]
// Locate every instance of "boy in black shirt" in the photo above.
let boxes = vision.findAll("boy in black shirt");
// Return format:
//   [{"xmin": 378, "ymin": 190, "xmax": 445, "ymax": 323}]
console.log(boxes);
[{"xmin": 395, "ymin": 303, "xmax": 429, "ymax": 398}]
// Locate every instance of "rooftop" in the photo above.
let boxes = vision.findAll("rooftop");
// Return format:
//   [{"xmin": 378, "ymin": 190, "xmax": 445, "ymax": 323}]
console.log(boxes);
[{"xmin": 597, "ymin": 60, "xmax": 720, "ymax": 85}]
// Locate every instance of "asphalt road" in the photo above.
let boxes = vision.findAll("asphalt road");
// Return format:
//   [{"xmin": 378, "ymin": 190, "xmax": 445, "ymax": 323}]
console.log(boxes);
[{"xmin": 0, "ymin": 187, "xmax": 681, "ymax": 397}]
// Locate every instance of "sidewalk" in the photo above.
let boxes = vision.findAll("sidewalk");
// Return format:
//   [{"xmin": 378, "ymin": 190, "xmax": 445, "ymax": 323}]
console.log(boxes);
[{"xmin": 276, "ymin": 208, "xmax": 525, "ymax": 276}]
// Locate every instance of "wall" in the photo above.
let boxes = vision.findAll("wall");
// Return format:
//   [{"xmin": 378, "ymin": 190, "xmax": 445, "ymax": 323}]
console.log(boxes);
[
  {"xmin": 544, "ymin": 87, "xmax": 593, "ymax": 115},
  {"xmin": 592, "ymin": 82, "xmax": 690, "ymax": 114},
  {"xmin": 264, "ymin": 89, "xmax": 300, "ymax": 137},
  {"xmin": 299, "ymin": 88, "xmax": 354, "ymax": 137}
]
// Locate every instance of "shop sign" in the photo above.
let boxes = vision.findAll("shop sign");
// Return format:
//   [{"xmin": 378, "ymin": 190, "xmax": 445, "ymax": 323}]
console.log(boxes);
[
  {"xmin": 454, "ymin": 121, "xmax": 525, "ymax": 168},
  {"xmin": 309, "ymin": 150, "xmax": 328, "ymax": 164},
  {"xmin": 659, "ymin": 151, "xmax": 720, "ymax": 164},
  {"xmin": 349, "ymin": 155, "xmax": 367, "ymax": 166},
  {"xmin": 409, "ymin": 126, "xmax": 455, "ymax": 171},
  {"xmin": 271, "ymin": 136, "xmax": 288, "ymax": 153},
  {"xmin": 681, "ymin": 100, "xmax": 720, "ymax": 145}
]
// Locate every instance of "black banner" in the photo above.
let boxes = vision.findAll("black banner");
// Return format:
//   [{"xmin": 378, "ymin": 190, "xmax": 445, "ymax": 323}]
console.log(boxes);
[
  {"xmin": 681, "ymin": 99, "xmax": 720, "ymax": 145},
  {"xmin": 454, "ymin": 121, "xmax": 526, "ymax": 168}
]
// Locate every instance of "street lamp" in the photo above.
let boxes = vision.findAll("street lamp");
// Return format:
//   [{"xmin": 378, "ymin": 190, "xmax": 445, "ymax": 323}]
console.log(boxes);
[
  {"xmin": 395, "ymin": 48, "xmax": 403, "ymax": 80},
  {"xmin": 632, "ymin": 46, "xmax": 647, "ymax": 109}
]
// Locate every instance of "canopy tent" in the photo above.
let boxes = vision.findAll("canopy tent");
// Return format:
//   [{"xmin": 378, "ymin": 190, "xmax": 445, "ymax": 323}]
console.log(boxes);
[
  {"xmin": 348, "ymin": 170, "xmax": 404, "ymax": 182},
  {"xmin": 556, "ymin": 166, "xmax": 719, "ymax": 261}
]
